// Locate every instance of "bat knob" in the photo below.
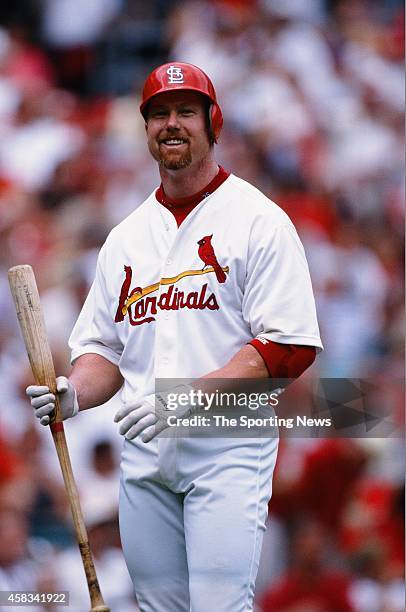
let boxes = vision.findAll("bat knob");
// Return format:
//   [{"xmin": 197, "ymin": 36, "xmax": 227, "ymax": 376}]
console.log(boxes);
[{"xmin": 90, "ymin": 606, "xmax": 110, "ymax": 612}]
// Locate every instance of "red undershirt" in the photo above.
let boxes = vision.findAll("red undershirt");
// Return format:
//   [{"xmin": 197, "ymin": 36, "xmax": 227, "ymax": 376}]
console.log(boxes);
[
  {"xmin": 155, "ymin": 166, "xmax": 230, "ymax": 226},
  {"xmin": 155, "ymin": 166, "xmax": 316, "ymax": 379}
]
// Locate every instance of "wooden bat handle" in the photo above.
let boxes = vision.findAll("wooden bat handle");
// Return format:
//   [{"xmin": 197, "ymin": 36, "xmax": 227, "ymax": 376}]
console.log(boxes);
[{"xmin": 8, "ymin": 265, "xmax": 110, "ymax": 612}]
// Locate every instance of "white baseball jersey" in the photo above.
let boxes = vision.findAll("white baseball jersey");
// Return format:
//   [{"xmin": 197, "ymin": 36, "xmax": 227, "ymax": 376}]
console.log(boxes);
[
  {"xmin": 69, "ymin": 173, "xmax": 322, "ymax": 398},
  {"xmin": 69, "ymin": 172, "xmax": 322, "ymax": 611}
]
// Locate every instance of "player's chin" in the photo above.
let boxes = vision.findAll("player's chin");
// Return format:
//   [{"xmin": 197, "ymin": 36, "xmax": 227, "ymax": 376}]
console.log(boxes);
[{"xmin": 160, "ymin": 152, "xmax": 192, "ymax": 170}]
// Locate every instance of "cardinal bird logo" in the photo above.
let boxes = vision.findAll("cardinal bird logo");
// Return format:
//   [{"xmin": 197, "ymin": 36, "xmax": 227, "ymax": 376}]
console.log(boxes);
[{"xmin": 197, "ymin": 234, "xmax": 227, "ymax": 283}]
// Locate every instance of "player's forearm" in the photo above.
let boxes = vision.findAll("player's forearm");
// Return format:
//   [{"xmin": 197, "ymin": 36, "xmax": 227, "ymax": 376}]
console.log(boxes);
[
  {"xmin": 202, "ymin": 344, "xmax": 268, "ymax": 380},
  {"xmin": 69, "ymin": 353, "xmax": 124, "ymax": 411},
  {"xmin": 192, "ymin": 345, "xmax": 268, "ymax": 400}
]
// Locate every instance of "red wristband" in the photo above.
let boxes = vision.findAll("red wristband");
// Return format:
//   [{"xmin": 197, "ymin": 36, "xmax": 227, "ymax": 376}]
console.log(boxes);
[{"xmin": 249, "ymin": 339, "xmax": 316, "ymax": 379}]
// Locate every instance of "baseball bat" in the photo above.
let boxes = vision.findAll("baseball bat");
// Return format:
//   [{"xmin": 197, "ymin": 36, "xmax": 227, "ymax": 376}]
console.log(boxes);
[{"xmin": 8, "ymin": 264, "xmax": 110, "ymax": 612}]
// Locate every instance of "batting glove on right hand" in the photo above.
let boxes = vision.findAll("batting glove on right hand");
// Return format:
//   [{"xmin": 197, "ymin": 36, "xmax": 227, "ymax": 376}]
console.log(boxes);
[
  {"xmin": 114, "ymin": 384, "xmax": 194, "ymax": 442},
  {"xmin": 26, "ymin": 376, "xmax": 79, "ymax": 426}
]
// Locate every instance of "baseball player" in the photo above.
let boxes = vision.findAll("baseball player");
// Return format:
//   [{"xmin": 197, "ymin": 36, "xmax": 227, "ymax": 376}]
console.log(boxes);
[{"xmin": 26, "ymin": 62, "xmax": 323, "ymax": 611}]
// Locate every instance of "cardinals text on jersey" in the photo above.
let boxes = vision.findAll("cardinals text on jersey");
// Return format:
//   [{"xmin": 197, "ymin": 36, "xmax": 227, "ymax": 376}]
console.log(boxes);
[{"xmin": 114, "ymin": 236, "xmax": 229, "ymax": 325}]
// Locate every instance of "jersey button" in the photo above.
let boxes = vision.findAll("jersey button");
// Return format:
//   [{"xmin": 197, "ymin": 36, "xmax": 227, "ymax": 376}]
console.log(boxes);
[{"xmin": 166, "ymin": 259, "xmax": 172, "ymax": 266}]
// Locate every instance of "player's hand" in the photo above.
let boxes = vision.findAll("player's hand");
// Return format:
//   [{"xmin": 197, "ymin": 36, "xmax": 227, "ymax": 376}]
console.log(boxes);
[
  {"xmin": 114, "ymin": 385, "xmax": 193, "ymax": 443},
  {"xmin": 26, "ymin": 376, "xmax": 79, "ymax": 426}
]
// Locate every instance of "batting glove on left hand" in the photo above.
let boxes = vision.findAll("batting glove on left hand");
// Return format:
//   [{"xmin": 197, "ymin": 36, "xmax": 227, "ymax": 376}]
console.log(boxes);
[
  {"xmin": 114, "ymin": 384, "xmax": 194, "ymax": 443},
  {"xmin": 26, "ymin": 376, "xmax": 79, "ymax": 426}
]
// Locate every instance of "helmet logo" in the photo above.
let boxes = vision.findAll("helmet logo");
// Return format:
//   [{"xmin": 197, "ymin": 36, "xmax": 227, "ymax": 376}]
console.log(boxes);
[{"xmin": 167, "ymin": 65, "xmax": 184, "ymax": 84}]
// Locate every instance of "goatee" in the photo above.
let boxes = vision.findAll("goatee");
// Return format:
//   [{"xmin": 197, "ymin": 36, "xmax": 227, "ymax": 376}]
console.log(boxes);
[{"xmin": 159, "ymin": 150, "xmax": 192, "ymax": 170}]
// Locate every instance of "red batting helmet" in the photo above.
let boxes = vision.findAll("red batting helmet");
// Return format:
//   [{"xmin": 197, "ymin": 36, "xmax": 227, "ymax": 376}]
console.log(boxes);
[{"xmin": 140, "ymin": 62, "xmax": 223, "ymax": 143}]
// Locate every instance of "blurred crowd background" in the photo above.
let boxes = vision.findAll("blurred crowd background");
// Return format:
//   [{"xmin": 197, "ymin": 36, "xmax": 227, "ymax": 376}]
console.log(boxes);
[{"xmin": 0, "ymin": 1, "xmax": 404, "ymax": 610}]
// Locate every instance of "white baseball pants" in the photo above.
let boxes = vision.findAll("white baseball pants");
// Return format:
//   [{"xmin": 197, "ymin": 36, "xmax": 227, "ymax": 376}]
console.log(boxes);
[{"xmin": 119, "ymin": 434, "xmax": 278, "ymax": 612}]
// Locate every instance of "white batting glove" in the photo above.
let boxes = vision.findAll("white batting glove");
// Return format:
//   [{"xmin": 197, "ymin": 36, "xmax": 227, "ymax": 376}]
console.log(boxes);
[
  {"xmin": 114, "ymin": 384, "xmax": 194, "ymax": 443},
  {"xmin": 26, "ymin": 376, "xmax": 79, "ymax": 426}
]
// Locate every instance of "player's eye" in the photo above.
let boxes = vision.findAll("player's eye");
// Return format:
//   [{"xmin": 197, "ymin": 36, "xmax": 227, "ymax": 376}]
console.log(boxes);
[{"xmin": 150, "ymin": 109, "xmax": 167, "ymax": 118}]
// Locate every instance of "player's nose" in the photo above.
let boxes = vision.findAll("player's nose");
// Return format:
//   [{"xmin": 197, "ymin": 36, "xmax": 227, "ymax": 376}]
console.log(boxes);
[{"xmin": 165, "ymin": 110, "xmax": 181, "ymax": 129}]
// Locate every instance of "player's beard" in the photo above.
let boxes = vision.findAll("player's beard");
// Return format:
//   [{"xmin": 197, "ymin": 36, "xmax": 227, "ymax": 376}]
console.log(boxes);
[
  {"xmin": 157, "ymin": 146, "xmax": 192, "ymax": 170},
  {"xmin": 148, "ymin": 131, "xmax": 193, "ymax": 170}
]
